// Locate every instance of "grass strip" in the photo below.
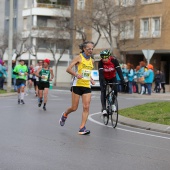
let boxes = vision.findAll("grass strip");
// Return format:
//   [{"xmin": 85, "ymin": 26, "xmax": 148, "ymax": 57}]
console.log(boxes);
[{"xmin": 119, "ymin": 102, "xmax": 170, "ymax": 125}]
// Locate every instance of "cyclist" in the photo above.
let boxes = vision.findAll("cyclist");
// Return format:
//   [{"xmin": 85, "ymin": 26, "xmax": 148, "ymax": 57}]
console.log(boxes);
[{"xmin": 98, "ymin": 49, "xmax": 125, "ymax": 115}]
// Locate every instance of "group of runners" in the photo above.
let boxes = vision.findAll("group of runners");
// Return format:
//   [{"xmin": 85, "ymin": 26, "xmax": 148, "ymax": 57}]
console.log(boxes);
[
  {"xmin": 13, "ymin": 58, "xmax": 54, "ymax": 111},
  {"xmin": 13, "ymin": 41, "xmax": 125, "ymax": 135}
]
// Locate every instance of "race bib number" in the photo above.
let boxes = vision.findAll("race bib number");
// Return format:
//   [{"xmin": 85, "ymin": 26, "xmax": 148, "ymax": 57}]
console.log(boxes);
[
  {"xmin": 82, "ymin": 69, "xmax": 91, "ymax": 80},
  {"xmin": 41, "ymin": 73, "xmax": 48, "ymax": 81},
  {"xmin": 19, "ymin": 72, "xmax": 24, "ymax": 79}
]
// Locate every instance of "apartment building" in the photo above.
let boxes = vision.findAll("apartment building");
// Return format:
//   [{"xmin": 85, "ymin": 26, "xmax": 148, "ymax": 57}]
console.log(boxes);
[
  {"xmin": 0, "ymin": 0, "xmax": 95, "ymax": 86},
  {"xmin": 0, "ymin": 0, "xmax": 24, "ymax": 57},
  {"xmin": 117, "ymin": 0, "xmax": 170, "ymax": 86}
]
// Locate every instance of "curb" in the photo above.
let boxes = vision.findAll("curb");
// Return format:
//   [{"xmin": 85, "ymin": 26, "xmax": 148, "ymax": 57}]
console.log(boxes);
[
  {"xmin": 118, "ymin": 115, "xmax": 170, "ymax": 134},
  {"xmin": 0, "ymin": 93, "xmax": 17, "ymax": 97}
]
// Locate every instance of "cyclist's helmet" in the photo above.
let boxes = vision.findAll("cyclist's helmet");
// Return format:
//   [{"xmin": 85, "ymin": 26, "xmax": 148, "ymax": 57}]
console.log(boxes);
[{"xmin": 100, "ymin": 49, "xmax": 111, "ymax": 59}]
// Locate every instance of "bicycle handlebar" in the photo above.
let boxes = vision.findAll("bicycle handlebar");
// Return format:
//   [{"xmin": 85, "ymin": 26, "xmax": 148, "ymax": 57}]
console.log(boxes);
[{"xmin": 106, "ymin": 82, "xmax": 121, "ymax": 85}]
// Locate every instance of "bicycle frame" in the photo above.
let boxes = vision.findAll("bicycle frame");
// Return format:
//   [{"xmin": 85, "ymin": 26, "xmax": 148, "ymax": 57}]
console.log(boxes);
[{"xmin": 103, "ymin": 82, "xmax": 119, "ymax": 128}]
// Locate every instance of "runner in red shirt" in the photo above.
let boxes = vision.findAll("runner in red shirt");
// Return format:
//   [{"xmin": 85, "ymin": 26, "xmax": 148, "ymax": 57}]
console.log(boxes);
[{"xmin": 98, "ymin": 49, "xmax": 125, "ymax": 115}]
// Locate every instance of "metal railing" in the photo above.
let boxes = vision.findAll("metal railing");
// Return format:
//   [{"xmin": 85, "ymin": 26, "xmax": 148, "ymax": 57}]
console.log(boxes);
[{"xmin": 36, "ymin": 3, "xmax": 71, "ymax": 10}]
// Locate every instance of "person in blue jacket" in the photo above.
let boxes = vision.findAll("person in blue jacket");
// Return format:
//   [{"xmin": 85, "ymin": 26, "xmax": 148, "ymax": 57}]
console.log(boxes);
[
  {"xmin": 144, "ymin": 64, "xmax": 154, "ymax": 95},
  {"xmin": 121, "ymin": 64, "xmax": 128, "ymax": 93},
  {"xmin": 138, "ymin": 61, "xmax": 147, "ymax": 94},
  {"xmin": 127, "ymin": 63, "xmax": 134, "ymax": 94},
  {"xmin": 0, "ymin": 60, "xmax": 7, "ymax": 90}
]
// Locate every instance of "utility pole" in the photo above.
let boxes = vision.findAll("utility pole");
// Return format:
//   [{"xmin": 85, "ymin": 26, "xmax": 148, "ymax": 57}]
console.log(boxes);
[
  {"xmin": 28, "ymin": 0, "xmax": 33, "ymax": 67},
  {"xmin": 7, "ymin": 0, "xmax": 13, "ymax": 92}
]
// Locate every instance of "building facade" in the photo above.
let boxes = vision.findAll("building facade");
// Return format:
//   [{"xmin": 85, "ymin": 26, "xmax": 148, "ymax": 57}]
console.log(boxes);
[{"xmin": 117, "ymin": 0, "xmax": 170, "ymax": 88}]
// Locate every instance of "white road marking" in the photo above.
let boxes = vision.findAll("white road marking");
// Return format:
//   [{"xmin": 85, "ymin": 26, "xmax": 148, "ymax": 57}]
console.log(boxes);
[
  {"xmin": 166, "ymin": 126, "xmax": 170, "ymax": 130},
  {"xmin": 88, "ymin": 112, "xmax": 170, "ymax": 140}
]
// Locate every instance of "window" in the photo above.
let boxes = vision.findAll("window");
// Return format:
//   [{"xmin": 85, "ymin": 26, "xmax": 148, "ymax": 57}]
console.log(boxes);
[
  {"xmin": 152, "ymin": 17, "xmax": 161, "ymax": 37},
  {"xmin": 140, "ymin": 17, "xmax": 161, "ymax": 38},
  {"xmin": 120, "ymin": 20, "xmax": 134, "ymax": 40},
  {"xmin": 141, "ymin": 0, "xmax": 161, "ymax": 4},
  {"xmin": 143, "ymin": 19, "xmax": 149, "ymax": 32},
  {"xmin": 154, "ymin": 17, "xmax": 160, "ymax": 31},
  {"xmin": 121, "ymin": 0, "xmax": 135, "ymax": 7},
  {"xmin": 120, "ymin": 22, "xmax": 126, "ymax": 39},
  {"xmin": 23, "ymin": 18, "xmax": 27, "ymax": 30},
  {"xmin": 140, "ymin": 18, "xmax": 150, "ymax": 38},
  {"xmin": 127, "ymin": 20, "xmax": 134, "ymax": 38},
  {"xmin": 77, "ymin": 0, "xmax": 85, "ymax": 10}
]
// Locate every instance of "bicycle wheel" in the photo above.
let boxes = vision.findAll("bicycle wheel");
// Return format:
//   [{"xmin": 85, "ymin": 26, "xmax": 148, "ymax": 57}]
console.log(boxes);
[{"xmin": 110, "ymin": 96, "xmax": 118, "ymax": 128}]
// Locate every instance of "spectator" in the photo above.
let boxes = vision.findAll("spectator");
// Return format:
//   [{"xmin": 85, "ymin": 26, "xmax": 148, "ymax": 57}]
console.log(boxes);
[
  {"xmin": 138, "ymin": 61, "xmax": 147, "ymax": 94},
  {"xmin": 144, "ymin": 64, "xmax": 154, "ymax": 95},
  {"xmin": 135, "ymin": 65, "xmax": 141, "ymax": 94},
  {"xmin": 153, "ymin": 70, "xmax": 161, "ymax": 93},
  {"xmin": 121, "ymin": 64, "xmax": 128, "ymax": 93},
  {"xmin": 160, "ymin": 71, "xmax": 165, "ymax": 93},
  {"xmin": 12, "ymin": 60, "xmax": 17, "ymax": 91},
  {"xmin": 127, "ymin": 63, "xmax": 134, "ymax": 94},
  {"xmin": 0, "ymin": 60, "xmax": 7, "ymax": 90}
]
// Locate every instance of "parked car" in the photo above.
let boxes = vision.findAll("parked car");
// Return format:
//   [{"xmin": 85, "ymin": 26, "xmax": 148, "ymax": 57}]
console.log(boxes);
[{"xmin": 91, "ymin": 70, "xmax": 100, "ymax": 88}]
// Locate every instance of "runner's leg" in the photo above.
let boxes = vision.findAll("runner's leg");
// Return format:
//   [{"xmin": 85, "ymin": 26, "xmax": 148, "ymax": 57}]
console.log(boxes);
[
  {"xmin": 79, "ymin": 93, "xmax": 91, "ymax": 129},
  {"xmin": 64, "ymin": 92, "xmax": 80, "ymax": 116}
]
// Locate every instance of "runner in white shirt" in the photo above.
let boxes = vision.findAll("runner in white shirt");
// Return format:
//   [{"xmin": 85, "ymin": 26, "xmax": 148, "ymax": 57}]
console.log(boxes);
[{"xmin": 34, "ymin": 61, "xmax": 43, "ymax": 98}]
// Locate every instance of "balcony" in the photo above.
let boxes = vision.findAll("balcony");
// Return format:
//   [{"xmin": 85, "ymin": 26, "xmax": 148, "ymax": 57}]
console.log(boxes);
[
  {"xmin": 36, "ymin": 3, "xmax": 70, "ymax": 10},
  {"xmin": 22, "ymin": 27, "xmax": 70, "ymax": 39},
  {"xmin": 23, "ymin": 3, "xmax": 71, "ymax": 18}
]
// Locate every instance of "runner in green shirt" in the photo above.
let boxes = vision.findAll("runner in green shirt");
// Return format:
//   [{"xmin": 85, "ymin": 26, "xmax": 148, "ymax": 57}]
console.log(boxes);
[
  {"xmin": 35, "ymin": 58, "xmax": 54, "ymax": 111},
  {"xmin": 13, "ymin": 59, "xmax": 28, "ymax": 104}
]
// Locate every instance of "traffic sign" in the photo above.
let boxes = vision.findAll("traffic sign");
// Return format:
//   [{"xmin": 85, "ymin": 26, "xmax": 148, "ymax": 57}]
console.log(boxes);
[{"xmin": 142, "ymin": 50, "xmax": 155, "ymax": 64}]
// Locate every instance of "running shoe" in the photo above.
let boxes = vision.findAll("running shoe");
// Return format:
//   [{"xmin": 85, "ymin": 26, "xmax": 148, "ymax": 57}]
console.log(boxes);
[
  {"xmin": 59, "ymin": 112, "xmax": 67, "ymax": 126},
  {"xmin": 102, "ymin": 110, "xmax": 107, "ymax": 115},
  {"xmin": 18, "ymin": 99, "xmax": 20, "ymax": 104},
  {"xmin": 78, "ymin": 126, "xmax": 90, "ymax": 135},
  {"xmin": 20, "ymin": 100, "xmax": 25, "ymax": 104},
  {"xmin": 38, "ymin": 100, "xmax": 42, "ymax": 107},
  {"xmin": 43, "ymin": 106, "xmax": 46, "ymax": 111},
  {"xmin": 111, "ymin": 104, "xmax": 117, "ymax": 112}
]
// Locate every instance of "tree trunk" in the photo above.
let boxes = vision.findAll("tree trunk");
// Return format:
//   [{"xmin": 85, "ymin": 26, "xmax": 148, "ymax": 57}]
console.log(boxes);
[{"xmin": 54, "ymin": 60, "xmax": 57, "ymax": 86}]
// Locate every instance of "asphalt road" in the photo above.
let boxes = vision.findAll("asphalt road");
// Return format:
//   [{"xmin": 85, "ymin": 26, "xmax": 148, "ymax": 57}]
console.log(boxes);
[{"xmin": 0, "ymin": 89, "xmax": 170, "ymax": 170}]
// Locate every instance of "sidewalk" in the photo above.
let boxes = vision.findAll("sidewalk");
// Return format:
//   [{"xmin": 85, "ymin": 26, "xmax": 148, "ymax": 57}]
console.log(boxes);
[{"xmin": 118, "ymin": 92, "xmax": 170, "ymax": 134}]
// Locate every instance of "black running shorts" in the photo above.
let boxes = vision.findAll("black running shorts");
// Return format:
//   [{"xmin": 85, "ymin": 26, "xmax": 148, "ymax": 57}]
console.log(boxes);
[
  {"xmin": 72, "ymin": 86, "xmax": 91, "ymax": 96},
  {"xmin": 16, "ymin": 79, "xmax": 26, "ymax": 87},
  {"xmin": 38, "ymin": 82, "xmax": 50, "ymax": 90}
]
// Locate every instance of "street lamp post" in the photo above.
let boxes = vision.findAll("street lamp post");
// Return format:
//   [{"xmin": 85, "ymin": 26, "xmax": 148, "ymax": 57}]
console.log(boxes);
[{"xmin": 7, "ymin": 0, "xmax": 13, "ymax": 92}]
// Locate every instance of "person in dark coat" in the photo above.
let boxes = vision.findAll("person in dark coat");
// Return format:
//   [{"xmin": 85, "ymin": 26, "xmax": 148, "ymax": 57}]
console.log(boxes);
[{"xmin": 160, "ymin": 71, "xmax": 165, "ymax": 93}]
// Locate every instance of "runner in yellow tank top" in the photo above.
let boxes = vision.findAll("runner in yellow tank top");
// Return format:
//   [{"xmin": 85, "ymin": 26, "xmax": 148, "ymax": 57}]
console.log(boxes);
[
  {"xmin": 59, "ymin": 41, "xmax": 95, "ymax": 135},
  {"xmin": 72, "ymin": 53, "xmax": 93, "ymax": 88}
]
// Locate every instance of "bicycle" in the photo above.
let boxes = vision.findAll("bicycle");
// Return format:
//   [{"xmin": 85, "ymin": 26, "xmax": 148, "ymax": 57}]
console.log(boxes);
[{"xmin": 103, "ymin": 82, "xmax": 119, "ymax": 128}]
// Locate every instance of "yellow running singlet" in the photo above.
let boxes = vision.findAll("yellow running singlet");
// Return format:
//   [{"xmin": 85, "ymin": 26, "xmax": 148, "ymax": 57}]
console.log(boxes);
[{"xmin": 72, "ymin": 53, "xmax": 93, "ymax": 88}]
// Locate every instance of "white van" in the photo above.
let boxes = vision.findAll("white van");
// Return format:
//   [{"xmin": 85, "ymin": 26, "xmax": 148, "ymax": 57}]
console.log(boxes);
[{"xmin": 91, "ymin": 70, "xmax": 100, "ymax": 88}]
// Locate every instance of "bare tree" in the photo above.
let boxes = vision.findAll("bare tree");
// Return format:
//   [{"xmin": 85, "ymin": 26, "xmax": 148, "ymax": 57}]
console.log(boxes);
[
  {"xmin": 69, "ymin": 0, "xmax": 145, "ymax": 58},
  {"xmin": 13, "ymin": 33, "xmax": 30, "ymax": 60},
  {"xmin": 43, "ymin": 29, "xmax": 70, "ymax": 86},
  {"xmin": 0, "ymin": 33, "xmax": 8, "ymax": 59}
]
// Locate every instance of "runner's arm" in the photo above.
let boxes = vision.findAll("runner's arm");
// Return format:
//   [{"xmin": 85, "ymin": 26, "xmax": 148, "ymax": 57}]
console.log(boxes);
[
  {"xmin": 50, "ymin": 67, "xmax": 54, "ymax": 80},
  {"xmin": 98, "ymin": 60, "xmax": 106, "ymax": 85},
  {"xmin": 112, "ymin": 59, "xmax": 124, "ymax": 82},
  {"xmin": 34, "ymin": 67, "xmax": 42, "ymax": 78},
  {"xmin": 66, "ymin": 55, "xmax": 82, "ymax": 79}
]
